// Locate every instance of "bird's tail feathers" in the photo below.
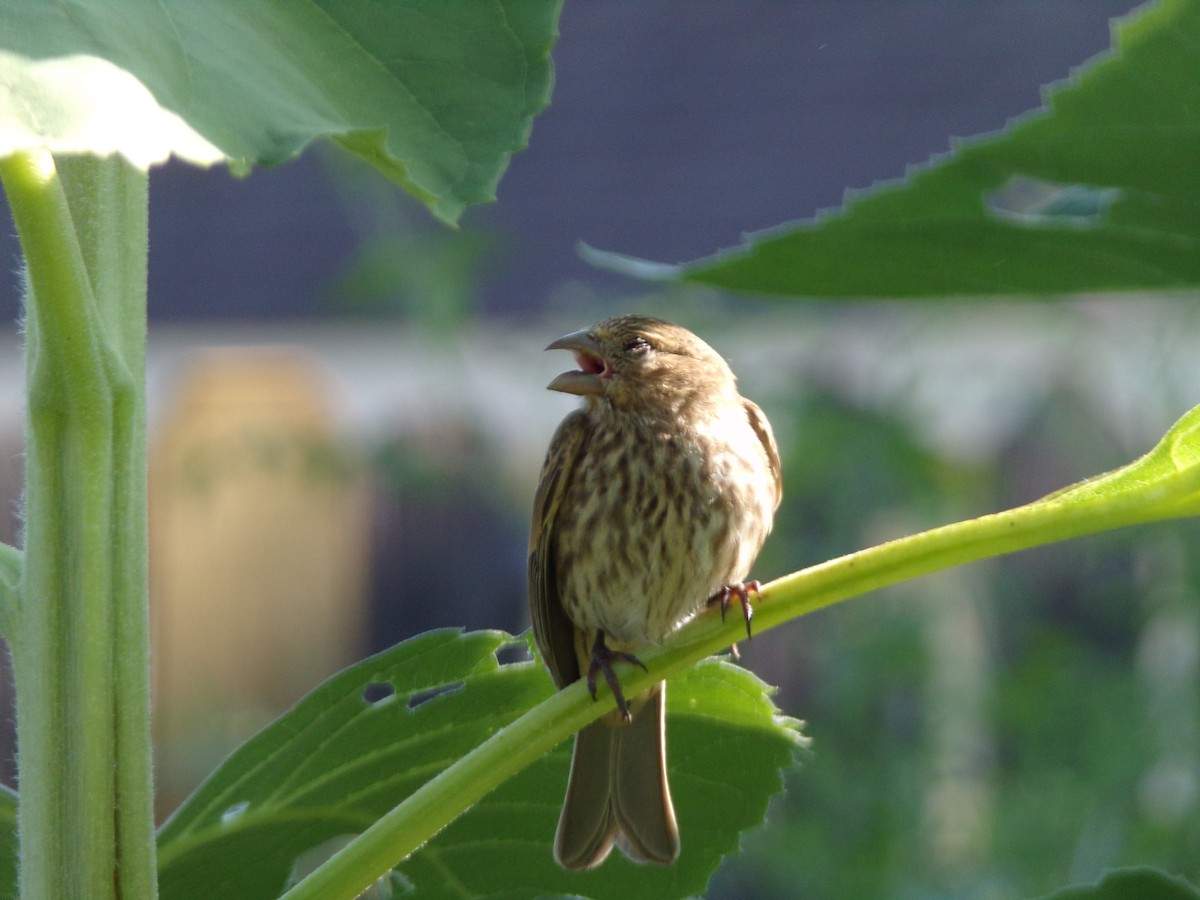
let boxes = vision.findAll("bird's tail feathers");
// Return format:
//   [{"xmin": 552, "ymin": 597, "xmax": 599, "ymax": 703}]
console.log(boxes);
[{"xmin": 554, "ymin": 681, "xmax": 679, "ymax": 870}]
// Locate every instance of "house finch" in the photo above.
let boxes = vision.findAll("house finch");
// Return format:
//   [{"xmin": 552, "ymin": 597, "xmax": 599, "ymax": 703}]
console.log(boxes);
[{"xmin": 528, "ymin": 315, "xmax": 782, "ymax": 870}]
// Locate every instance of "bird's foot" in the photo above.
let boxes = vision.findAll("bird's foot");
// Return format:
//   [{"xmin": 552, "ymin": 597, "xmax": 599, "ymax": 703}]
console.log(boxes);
[
  {"xmin": 586, "ymin": 630, "xmax": 647, "ymax": 722},
  {"xmin": 710, "ymin": 581, "xmax": 762, "ymax": 658}
]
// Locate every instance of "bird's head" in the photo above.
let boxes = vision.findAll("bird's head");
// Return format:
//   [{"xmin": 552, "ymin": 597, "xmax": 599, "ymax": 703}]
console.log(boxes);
[{"xmin": 546, "ymin": 315, "xmax": 736, "ymax": 412}]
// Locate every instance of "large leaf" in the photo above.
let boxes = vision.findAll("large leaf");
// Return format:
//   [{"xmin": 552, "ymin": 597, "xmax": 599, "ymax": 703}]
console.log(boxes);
[
  {"xmin": 0, "ymin": 0, "xmax": 561, "ymax": 223},
  {"xmin": 156, "ymin": 629, "xmax": 804, "ymax": 900},
  {"xmin": 591, "ymin": 0, "xmax": 1200, "ymax": 297}
]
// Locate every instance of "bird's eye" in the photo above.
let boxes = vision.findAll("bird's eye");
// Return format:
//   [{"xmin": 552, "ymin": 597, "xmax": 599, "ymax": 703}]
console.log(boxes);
[{"xmin": 624, "ymin": 336, "xmax": 651, "ymax": 354}]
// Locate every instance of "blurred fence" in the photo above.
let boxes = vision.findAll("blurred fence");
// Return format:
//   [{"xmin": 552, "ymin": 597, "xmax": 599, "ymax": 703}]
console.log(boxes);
[{"xmin": 149, "ymin": 348, "xmax": 371, "ymax": 810}]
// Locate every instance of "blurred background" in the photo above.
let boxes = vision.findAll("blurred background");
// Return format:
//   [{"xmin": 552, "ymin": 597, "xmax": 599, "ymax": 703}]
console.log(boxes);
[{"xmin": 2, "ymin": 1, "xmax": 1197, "ymax": 897}]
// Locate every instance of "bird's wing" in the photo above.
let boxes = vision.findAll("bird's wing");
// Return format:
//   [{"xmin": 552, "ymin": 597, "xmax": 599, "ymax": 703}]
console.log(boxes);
[
  {"xmin": 743, "ymin": 397, "xmax": 783, "ymax": 510},
  {"xmin": 528, "ymin": 410, "xmax": 590, "ymax": 688}
]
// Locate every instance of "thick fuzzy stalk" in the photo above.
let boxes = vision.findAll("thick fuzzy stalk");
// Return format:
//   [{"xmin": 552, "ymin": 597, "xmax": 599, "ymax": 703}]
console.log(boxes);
[{"xmin": 0, "ymin": 151, "xmax": 155, "ymax": 899}]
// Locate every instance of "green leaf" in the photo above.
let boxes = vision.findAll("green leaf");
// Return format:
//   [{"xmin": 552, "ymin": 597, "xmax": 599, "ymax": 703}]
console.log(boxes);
[
  {"xmin": 1036, "ymin": 867, "xmax": 1200, "ymax": 900},
  {"xmin": 1042, "ymin": 400, "xmax": 1200, "ymax": 517},
  {"xmin": 156, "ymin": 629, "xmax": 803, "ymax": 900},
  {"xmin": 0, "ymin": 0, "xmax": 562, "ymax": 223},
  {"xmin": 592, "ymin": 0, "xmax": 1200, "ymax": 297}
]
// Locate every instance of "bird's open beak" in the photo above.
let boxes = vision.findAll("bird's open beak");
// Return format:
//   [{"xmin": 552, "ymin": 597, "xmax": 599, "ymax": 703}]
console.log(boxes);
[{"xmin": 546, "ymin": 329, "xmax": 607, "ymax": 396}]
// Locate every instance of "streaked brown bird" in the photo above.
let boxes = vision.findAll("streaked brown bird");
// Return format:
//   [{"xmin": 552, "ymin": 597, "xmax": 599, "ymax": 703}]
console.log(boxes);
[{"xmin": 529, "ymin": 315, "xmax": 782, "ymax": 870}]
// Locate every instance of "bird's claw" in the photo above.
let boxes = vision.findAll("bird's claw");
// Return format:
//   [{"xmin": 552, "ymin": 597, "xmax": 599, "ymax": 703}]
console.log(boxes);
[
  {"xmin": 711, "ymin": 580, "xmax": 761, "ymax": 645},
  {"xmin": 586, "ymin": 630, "xmax": 646, "ymax": 722}
]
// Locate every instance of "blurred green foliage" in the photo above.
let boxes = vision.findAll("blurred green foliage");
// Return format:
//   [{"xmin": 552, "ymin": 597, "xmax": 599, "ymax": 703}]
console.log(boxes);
[{"xmin": 317, "ymin": 146, "xmax": 496, "ymax": 334}]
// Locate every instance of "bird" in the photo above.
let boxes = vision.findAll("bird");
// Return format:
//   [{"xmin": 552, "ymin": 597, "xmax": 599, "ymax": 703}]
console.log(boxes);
[{"xmin": 528, "ymin": 314, "xmax": 782, "ymax": 870}]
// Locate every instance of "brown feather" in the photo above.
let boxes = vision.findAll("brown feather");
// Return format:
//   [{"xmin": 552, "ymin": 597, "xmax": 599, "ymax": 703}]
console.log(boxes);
[
  {"xmin": 528, "ymin": 410, "xmax": 590, "ymax": 688},
  {"xmin": 743, "ymin": 397, "xmax": 783, "ymax": 511}
]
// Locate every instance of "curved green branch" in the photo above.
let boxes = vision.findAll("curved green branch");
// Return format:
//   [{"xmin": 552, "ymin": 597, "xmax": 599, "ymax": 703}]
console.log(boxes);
[{"xmin": 286, "ymin": 402, "xmax": 1200, "ymax": 899}]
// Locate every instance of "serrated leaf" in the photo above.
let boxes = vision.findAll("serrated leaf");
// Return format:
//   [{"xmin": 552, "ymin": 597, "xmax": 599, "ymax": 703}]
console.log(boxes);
[
  {"xmin": 0, "ymin": 0, "xmax": 561, "ymax": 223},
  {"xmin": 156, "ymin": 630, "xmax": 804, "ymax": 900},
  {"xmin": 156, "ymin": 629, "xmax": 548, "ymax": 898},
  {"xmin": 1036, "ymin": 866, "xmax": 1200, "ymax": 900},
  {"xmin": 595, "ymin": 0, "xmax": 1200, "ymax": 297}
]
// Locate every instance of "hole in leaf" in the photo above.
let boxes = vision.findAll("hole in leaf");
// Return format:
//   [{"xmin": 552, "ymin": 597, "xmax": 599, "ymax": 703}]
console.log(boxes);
[
  {"xmin": 406, "ymin": 681, "xmax": 464, "ymax": 711},
  {"xmin": 221, "ymin": 801, "xmax": 250, "ymax": 824},
  {"xmin": 986, "ymin": 174, "xmax": 1120, "ymax": 227},
  {"xmin": 495, "ymin": 640, "xmax": 533, "ymax": 666},
  {"xmin": 362, "ymin": 681, "xmax": 396, "ymax": 706}
]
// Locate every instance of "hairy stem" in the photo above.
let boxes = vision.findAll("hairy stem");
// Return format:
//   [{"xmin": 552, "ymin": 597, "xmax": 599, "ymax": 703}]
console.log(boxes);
[{"xmin": 0, "ymin": 150, "xmax": 154, "ymax": 899}]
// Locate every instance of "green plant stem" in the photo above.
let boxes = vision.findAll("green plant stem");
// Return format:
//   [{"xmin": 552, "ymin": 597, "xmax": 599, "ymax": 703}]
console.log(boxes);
[
  {"xmin": 286, "ymin": 401, "xmax": 1200, "ymax": 899},
  {"xmin": 57, "ymin": 154, "xmax": 157, "ymax": 900},
  {"xmin": 0, "ymin": 150, "xmax": 155, "ymax": 899}
]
